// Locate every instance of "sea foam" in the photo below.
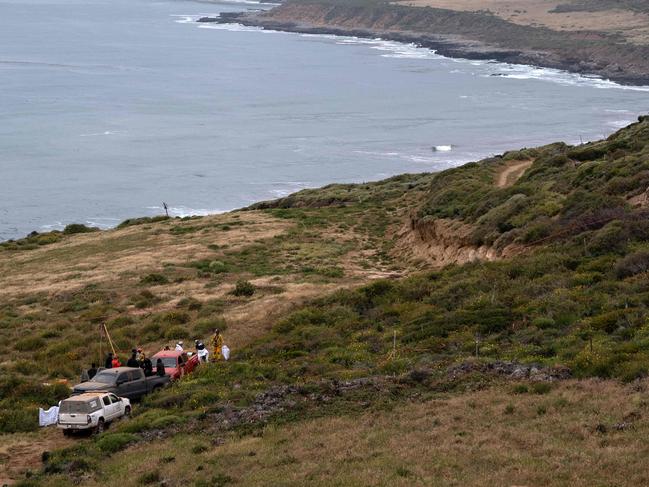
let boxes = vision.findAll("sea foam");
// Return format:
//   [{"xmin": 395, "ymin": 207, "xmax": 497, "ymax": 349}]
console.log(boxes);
[{"xmin": 183, "ymin": 19, "xmax": 649, "ymax": 92}]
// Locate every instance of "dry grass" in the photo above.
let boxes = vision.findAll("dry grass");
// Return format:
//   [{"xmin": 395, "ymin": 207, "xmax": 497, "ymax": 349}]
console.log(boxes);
[
  {"xmin": 0, "ymin": 427, "xmax": 78, "ymax": 485},
  {"xmin": 400, "ymin": 0, "xmax": 649, "ymax": 44},
  {"xmin": 72, "ymin": 379, "xmax": 649, "ymax": 487},
  {"xmin": 0, "ymin": 211, "xmax": 290, "ymax": 299}
]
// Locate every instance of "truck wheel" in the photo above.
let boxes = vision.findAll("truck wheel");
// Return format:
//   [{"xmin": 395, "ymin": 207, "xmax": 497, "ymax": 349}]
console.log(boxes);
[
  {"xmin": 95, "ymin": 419, "xmax": 105, "ymax": 435},
  {"xmin": 124, "ymin": 406, "xmax": 131, "ymax": 417}
]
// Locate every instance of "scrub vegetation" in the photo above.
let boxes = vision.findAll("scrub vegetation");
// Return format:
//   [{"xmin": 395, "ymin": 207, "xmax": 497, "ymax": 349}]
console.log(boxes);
[{"xmin": 2, "ymin": 117, "xmax": 649, "ymax": 485}]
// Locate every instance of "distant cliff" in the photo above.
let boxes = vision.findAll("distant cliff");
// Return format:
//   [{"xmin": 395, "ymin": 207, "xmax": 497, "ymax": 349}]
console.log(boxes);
[{"xmin": 225, "ymin": 0, "xmax": 649, "ymax": 85}]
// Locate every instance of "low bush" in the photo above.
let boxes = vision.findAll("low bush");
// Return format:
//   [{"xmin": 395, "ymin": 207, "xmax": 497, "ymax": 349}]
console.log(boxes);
[
  {"xmin": 191, "ymin": 444, "xmax": 210, "ymax": 454},
  {"xmin": 530, "ymin": 383, "xmax": 552, "ymax": 395},
  {"xmin": 194, "ymin": 318, "xmax": 227, "ymax": 336},
  {"xmin": 14, "ymin": 336, "xmax": 45, "ymax": 352},
  {"xmin": 153, "ymin": 311, "xmax": 190, "ymax": 326},
  {"xmin": 117, "ymin": 216, "xmax": 170, "ymax": 228},
  {"xmin": 177, "ymin": 297, "xmax": 202, "ymax": 310},
  {"xmin": 0, "ymin": 407, "xmax": 38, "ymax": 433},
  {"xmin": 63, "ymin": 223, "xmax": 97, "ymax": 235},
  {"xmin": 231, "ymin": 280, "xmax": 255, "ymax": 297},
  {"xmin": 140, "ymin": 273, "xmax": 169, "ymax": 285},
  {"xmin": 164, "ymin": 325, "xmax": 190, "ymax": 340},
  {"xmin": 615, "ymin": 251, "xmax": 649, "ymax": 279},
  {"xmin": 96, "ymin": 433, "xmax": 137, "ymax": 453},
  {"xmin": 138, "ymin": 470, "xmax": 161, "ymax": 484}
]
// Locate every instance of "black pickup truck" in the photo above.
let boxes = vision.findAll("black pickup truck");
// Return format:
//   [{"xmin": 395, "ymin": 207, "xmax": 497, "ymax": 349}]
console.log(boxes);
[{"xmin": 72, "ymin": 367, "xmax": 170, "ymax": 400}]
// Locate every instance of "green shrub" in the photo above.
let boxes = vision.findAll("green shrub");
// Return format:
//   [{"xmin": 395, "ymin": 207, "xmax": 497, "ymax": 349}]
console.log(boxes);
[
  {"xmin": 177, "ymin": 297, "xmax": 202, "ymax": 310},
  {"xmin": 153, "ymin": 311, "xmax": 190, "ymax": 326},
  {"xmin": 164, "ymin": 325, "xmax": 190, "ymax": 340},
  {"xmin": 531, "ymin": 317, "xmax": 557, "ymax": 330},
  {"xmin": 589, "ymin": 311, "xmax": 625, "ymax": 334},
  {"xmin": 140, "ymin": 273, "xmax": 169, "ymax": 285},
  {"xmin": 96, "ymin": 433, "xmax": 137, "ymax": 453},
  {"xmin": 616, "ymin": 358, "xmax": 649, "ymax": 382},
  {"xmin": 138, "ymin": 470, "xmax": 161, "ymax": 484},
  {"xmin": 208, "ymin": 260, "xmax": 229, "ymax": 274},
  {"xmin": 193, "ymin": 474, "xmax": 232, "ymax": 487},
  {"xmin": 0, "ymin": 407, "xmax": 38, "ymax": 433},
  {"xmin": 149, "ymin": 414, "xmax": 184, "ymax": 429},
  {"xmin": 615, "ymin": 251, "xmax": 649, "ymax": 279},
  {"xmin": 108, "ymin": 316, "xmax": 135, "ymax": 328},
  {"xmin": 531, "ymin": 383, "xmax": 552, "ymax": 395},
  {"xmin": 118, "ymin": 216, "xmax": 170, "ymax": 228},
  {"xmin": 191, "ymin": 444, "xmax": 209, "ymax": 454},
  {"xmin": 63, "ymin": 223, "xmax": 97, "ymax": 235},
  {"xmin": 586, "ymin": 221, "xmax": 629, "ymax": 255},
  {"xmin": 132, "ymin": 290, "xmax": 160, "ymax": 309},
  {"xmin": 512, "ymin": 384, "xmax": 529, "ymax": 394},
  {"xmin": 14, "ymin": 336, "xmax": 45, "ymax": 352},
  {"xmin": 231, "ymin": 280, "xmax": 255, "ymax": 297},
  {"xmin": 194, "ymin": 317, "xmax": 227, "ymax": 334}
]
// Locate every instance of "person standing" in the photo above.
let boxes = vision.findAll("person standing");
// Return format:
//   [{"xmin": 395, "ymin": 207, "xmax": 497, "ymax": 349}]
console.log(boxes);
[
  {"xmin": 210, "ymin": 329, "xmax": 223, "ymax": 362},
  {"xmin": 127, "ymin": 350, "xmax": 139, "ymax": 368},
  {"xmin": 141, "ymin": 353, "xmax": 153, "ymax": 376},
  {"xmin": 156, "ymin": 358, "xmax": 166, "ymax": 377},
  {"xmin": 111, "ymin": 354, "xmax": 121, "ymax": 368},
  {"xmin": 105, "ymin": 352, "xmax": 114, "ymax": 369},
  {"xmin": 195, "ymin": 339, "xmax": 209, "ymax": 363},
  {"xmin": 88, "ymin": 363, "xmax": 98, "ymax": 380}
]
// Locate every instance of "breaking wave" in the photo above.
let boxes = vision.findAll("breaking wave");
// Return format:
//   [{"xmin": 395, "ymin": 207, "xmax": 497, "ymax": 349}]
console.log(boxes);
[{"xmin": 181, "ymin": 18, "xmax": 649, "ymax": 92}]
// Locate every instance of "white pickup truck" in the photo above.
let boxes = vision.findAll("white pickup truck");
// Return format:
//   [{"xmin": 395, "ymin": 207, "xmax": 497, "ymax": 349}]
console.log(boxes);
[{"xmin": 57, "ymin": 392, "xmax": 131, "ymax": 435}]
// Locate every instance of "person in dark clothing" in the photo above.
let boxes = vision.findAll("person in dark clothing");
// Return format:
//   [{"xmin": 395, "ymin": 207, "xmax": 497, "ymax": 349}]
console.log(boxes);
[
  {"xmin": 156, "ymin": 358, "xmax": 165, "ymax": 377},
  {"xmin": 126, "ymin": 350, "xmax": 139, "ymax": 368},
  {"xmin": 105, "ymin": 352, "xmax": 113, "ymax": 369},
  {"xmin": 141, "ymin": 353, "xmax": 153, "ymax": 377},
  {"xmin": 88, "ymin": 363, "xmax": 98, "ymax": 380}
]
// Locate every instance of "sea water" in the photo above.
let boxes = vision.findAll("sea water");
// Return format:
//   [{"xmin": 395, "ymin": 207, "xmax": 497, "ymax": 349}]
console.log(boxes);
[{"xmin": 1, "ymin": 0, "xmax": 648, "ymax": 240}]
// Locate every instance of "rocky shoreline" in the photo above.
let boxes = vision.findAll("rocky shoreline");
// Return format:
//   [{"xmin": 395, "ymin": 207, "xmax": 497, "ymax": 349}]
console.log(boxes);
[{"xmin": 199, "ymin": 4, "xmax": 649, "ymax": 87}]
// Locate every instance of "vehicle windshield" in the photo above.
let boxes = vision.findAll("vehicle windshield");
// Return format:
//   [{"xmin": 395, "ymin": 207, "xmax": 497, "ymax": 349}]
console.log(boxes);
[
  {"xmin": 157, "ymin": 357, "xmax": 177, "ymax": 368},
  {"xmin": 92, "ymin": 372, "xmax": 116, "ymax": 384}
]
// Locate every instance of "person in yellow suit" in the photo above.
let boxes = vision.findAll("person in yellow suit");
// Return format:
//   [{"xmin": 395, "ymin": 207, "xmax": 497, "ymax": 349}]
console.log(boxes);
[{"xmin": 210, "ymin": 328, "xmax": 224, "ymax": 362}]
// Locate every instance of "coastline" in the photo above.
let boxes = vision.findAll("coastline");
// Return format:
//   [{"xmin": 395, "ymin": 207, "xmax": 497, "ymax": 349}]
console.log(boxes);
[{"xmin": 206, "ymin": 1, "xmax": 649, "ymax": 87}]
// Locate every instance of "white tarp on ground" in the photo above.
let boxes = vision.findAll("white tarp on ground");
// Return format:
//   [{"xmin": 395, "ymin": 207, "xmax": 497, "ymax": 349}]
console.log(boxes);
[{"xmin": 39, "ymin": 406, "xmax": 59, "ymax": 427}]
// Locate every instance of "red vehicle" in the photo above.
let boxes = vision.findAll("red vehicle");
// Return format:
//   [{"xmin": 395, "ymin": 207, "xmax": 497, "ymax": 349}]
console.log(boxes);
[{"xmin": 151, "ymin": 350, "xmax": 199, "ymax": 380}]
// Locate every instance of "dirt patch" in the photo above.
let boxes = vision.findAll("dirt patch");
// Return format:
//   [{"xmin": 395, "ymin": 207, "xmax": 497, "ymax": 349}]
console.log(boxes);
[
  {"xmin": 495, "ymin": 159, "xmax": 534, "ymax": 188},
  {"xmin": 0, "ymin": 428, "xmax": 78, "ymax": 485}
]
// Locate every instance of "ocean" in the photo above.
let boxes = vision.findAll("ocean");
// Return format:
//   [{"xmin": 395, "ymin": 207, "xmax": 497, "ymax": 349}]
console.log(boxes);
[{"xmin": 1, "ymin": 0, "xmax": 648, "ymax": 241}]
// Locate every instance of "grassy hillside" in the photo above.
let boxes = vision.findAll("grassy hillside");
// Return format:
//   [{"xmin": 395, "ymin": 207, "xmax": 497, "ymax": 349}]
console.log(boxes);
[{"xmin": 4, "ymin": 117, "xmax": 649, "ymax": 486}]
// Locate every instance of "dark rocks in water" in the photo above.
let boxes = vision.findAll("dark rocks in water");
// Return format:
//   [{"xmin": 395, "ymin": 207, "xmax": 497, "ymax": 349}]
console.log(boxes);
[{"xmin": 197, "ymin": 12, "xmax": 245, "ymax": 24}]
